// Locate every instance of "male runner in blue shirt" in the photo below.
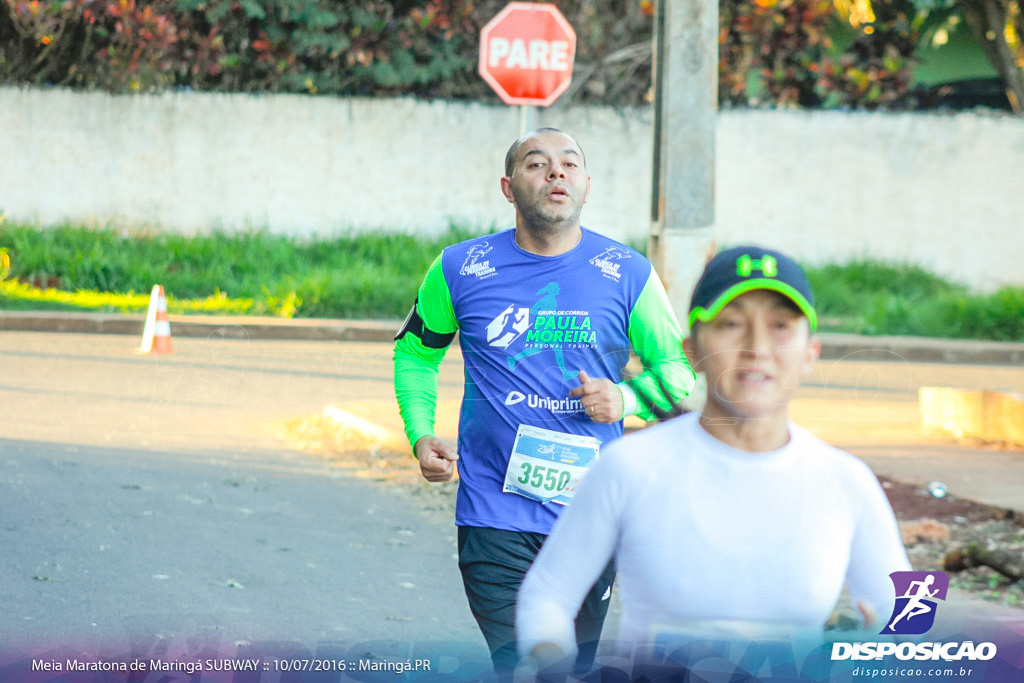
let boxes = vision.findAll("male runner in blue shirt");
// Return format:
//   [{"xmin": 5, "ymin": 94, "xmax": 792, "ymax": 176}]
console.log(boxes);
[{"xmin": 393, "ymin": 127, "xmax": 694, "ymax": 676}]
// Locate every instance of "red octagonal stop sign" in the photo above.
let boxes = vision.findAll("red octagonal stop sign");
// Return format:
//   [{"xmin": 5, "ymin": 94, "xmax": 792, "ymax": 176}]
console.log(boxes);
[{"xmin": 478, "ymin": 2, "xmax": 577, "ymax": 107}]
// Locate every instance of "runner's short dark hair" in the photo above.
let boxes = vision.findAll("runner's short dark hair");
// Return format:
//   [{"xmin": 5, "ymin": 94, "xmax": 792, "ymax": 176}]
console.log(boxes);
[{"xmin": 504, "ymin": 128, "xmax": 587, "ymax": 177}]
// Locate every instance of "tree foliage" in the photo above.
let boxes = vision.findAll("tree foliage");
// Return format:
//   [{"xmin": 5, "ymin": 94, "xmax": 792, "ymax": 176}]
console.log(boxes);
[
  {"xmin": 951, "ymin": 0, "xmax": 1024, "ymax": 111},
  {"xmin": 719, "ymin": 0, "xmax": 918, "ymax": 108},
  {"xmin": 0, "ymin": 0, "xmax": 1016, "ymax": 111}
]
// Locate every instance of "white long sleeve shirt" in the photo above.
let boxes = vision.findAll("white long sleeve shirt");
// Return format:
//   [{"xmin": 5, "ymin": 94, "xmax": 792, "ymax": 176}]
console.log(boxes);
[{"xmin": 516, "ymin": 412, "xmax": 911, "ymax": 656}]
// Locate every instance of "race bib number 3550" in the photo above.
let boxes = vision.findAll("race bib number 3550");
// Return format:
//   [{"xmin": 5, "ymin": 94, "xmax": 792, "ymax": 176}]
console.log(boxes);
[{"xmin": 503, "ymin": 424, "xmax": 600, "ymax": 506}]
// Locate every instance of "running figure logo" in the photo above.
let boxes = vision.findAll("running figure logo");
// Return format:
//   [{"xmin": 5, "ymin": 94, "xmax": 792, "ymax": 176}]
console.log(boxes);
[
  {"xmin": 487, "ymin": 305, "xmax": 530, "ymax": 348},
  {"xmin": 881, "ymin": 571, "xmax": 949, "ymax": 635},
  {"xmin": 589, "ymin": 247, "xmax": 631, "ymax": 281},
  {"xmin": 589, "ymin": 247, "xmax": 631, "ymax": 264},
  {"xmin": 460, "ymin": 242, "xmax": 495, "ymax": 278},
  {"xmin": 505, "ymin": 282, "xmax": 576, "ymax": 380}
]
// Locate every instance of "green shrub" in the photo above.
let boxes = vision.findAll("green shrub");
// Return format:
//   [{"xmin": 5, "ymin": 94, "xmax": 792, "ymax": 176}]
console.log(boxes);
[
  {"xmin": 928, "ymin": 287, "xmax": 1024, "ymax": 342},
  {"xmin": 0, "ymin": 0, "xmax": 921, "ymax": 109},
  {"xmin": 804, "ymin": 260, "xmax": 1022, "ymax": 341},
  {"xmin": 0, "ymin": 221, "xmax": 486, "ymax": 318},
  {"xmin": 1, "ymin": 221, "xmax": 1021, "ymax": 341}
]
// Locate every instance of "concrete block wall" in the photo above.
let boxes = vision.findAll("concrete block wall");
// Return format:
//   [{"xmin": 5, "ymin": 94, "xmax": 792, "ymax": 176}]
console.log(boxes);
[
  {"xmin": 920, "ymin": 387, "xmax": 1024, "ymax": 447},
  {"xmin": 1, "ymin": 87, "xmax": 1022, "ymax": 292}
]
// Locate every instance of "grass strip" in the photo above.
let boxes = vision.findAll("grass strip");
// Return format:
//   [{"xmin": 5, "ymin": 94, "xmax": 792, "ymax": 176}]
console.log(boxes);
[{"xmin": 1, "ymin": 220, "xmax": 1021, "ymax": 341}]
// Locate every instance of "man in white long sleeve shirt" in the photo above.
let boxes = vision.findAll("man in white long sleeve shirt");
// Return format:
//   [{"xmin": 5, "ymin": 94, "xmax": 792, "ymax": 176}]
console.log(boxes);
[{"xmin": 516, "ymin": 245, "xmax": 910, "ymax": 670}]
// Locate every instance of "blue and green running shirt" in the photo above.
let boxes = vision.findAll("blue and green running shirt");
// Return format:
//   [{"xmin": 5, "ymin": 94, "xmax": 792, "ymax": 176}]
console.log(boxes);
[{"xmin": 394, "ymin": 228, "xmax": 695, "ymax": 534}]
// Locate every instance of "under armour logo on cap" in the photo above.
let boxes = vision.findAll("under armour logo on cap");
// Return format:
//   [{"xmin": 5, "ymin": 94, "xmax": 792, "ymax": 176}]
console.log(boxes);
[{"xmin": 736, "ymin": 254, "xmax": 778, "ymax": 278}]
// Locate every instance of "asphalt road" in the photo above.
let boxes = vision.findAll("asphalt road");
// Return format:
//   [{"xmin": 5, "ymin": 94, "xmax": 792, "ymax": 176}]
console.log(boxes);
[
  {"xmin": 2, "ymin": 329, "xmax": 1023, "ymax": 681},
  {"xmin": 792, "ymin": 356, "xmax": 1024, "ymax": 513},
  {"xmin": 0, "ymin": 331, "xmax": 491, "ymax": 677}
]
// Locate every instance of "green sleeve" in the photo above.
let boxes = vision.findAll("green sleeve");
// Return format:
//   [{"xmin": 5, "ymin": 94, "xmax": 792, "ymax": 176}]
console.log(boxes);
[
  {"xmin": 624, "ymin": 268, "xmax": 697, "ymax": 421},
  {"xmin": 392, "ymin": 254, "xmax": 459, "ymax": 451}
]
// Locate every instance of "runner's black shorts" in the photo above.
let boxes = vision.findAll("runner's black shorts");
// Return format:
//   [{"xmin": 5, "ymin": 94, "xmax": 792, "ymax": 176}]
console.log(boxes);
[{"xmin": 457, "ymin": 525, "xmax": 616, "ymax": 675}]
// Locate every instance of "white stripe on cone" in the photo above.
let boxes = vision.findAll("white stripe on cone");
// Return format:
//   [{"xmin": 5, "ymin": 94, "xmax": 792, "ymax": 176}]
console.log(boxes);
[
  {"xmin": 138, "ymin": 284, "xmax": 160, "ymax": 353},
  {"xmin": 139, "ymin": 284, "xmax": 173, "ymax": 354}
]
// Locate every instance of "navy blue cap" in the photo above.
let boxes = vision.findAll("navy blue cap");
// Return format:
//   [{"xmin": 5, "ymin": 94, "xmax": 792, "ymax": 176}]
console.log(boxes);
[{"xmin": 688, "ymin": 246, "xmax": 817, "ymax": 331}]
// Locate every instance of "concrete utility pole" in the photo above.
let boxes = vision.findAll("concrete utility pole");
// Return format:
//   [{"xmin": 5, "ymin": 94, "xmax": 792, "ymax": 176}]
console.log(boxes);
[{"xmin": 648, "ymin": 0, "xmax": 718, "ymax": 325}]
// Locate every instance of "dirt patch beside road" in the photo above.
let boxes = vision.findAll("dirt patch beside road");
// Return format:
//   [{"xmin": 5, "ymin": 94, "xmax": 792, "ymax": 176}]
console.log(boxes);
[
  {"xmin": 881, "ymin": 475, "xmax": 1024, "ymax": 609},
  {"xmin": 271, "ymin": 410, "xmax": 460, "ymax": 514}
]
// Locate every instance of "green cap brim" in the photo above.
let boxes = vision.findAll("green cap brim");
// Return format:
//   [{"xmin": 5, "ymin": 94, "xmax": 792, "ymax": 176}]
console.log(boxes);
[{"xmin": 688, "ymin": 279, "xmax": 818, "ymax": 331}]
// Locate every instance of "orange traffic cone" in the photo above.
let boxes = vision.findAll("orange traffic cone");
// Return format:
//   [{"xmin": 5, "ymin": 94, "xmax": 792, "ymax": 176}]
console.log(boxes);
[{"xmin": 139, "ymin": 284, "xmax": 174, "ymax": 354}]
